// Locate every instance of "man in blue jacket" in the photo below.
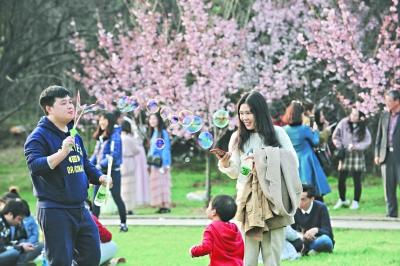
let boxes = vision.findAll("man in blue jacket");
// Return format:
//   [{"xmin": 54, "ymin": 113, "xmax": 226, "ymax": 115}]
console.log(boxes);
[
  {"xmin": 291, "ymin": 183, "xmax": 334, "ymax": 255},
  {"xmin": 24, "ymin": 85, "xmax": 112, "ymax": 266}
]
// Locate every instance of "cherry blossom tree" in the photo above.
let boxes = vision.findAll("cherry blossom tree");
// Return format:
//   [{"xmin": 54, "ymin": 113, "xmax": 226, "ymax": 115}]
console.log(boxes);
[
  {"xmin": 298, "ymin": 0, "xmax": 400, "ymax": 115},
  {"xmin": 241, "ymin": 0, "xmax": 331, "ymax": 104},
  {"xmin": 73, "ymin": 0, "xmax": 246, "ymax": 204}
]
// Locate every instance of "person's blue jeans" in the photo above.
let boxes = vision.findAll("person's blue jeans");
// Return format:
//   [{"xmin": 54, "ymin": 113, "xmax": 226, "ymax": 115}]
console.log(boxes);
[
  {"xmin": 18, "ymin": 242, "xmax": 44, "ymax": 262},
  {"xmin": 309, "ymin": 234, "xmax": 334, "ymax": 252},
  {"xmin": 92, "ymin": 169, "xmax": 127, "ymax": 224},
  {"xmin": 0, "ymin": 249, "xmax": 19, "ymax": 265}
]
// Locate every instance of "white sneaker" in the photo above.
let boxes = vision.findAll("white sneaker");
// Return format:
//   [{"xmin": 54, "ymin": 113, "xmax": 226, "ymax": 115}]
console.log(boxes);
[
  {"xmin": 350, "ymin": 200, "xmax": 359, "ymax": 210},
  {"xmin": 308, "ymin": 249, "xmax": 320, "ymax": 256},
  {"xmin": 333, "ymin": 199, "xmax": 350, "ymax": 209}
]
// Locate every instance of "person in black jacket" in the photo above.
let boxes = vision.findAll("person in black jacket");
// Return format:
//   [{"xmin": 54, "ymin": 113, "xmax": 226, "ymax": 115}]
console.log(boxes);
[
  {"xmin": 0, "ymin": 199, "xmax": 35, "ymax": 266},
  {"xmin": 291, "ymin": 184, "xmax": 334, "ymax": 255}
]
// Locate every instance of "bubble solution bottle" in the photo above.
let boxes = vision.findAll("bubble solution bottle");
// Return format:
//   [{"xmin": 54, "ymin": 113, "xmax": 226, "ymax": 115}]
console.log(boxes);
[
  {"xmin": 240, "ymin": 148, "xmax": 254, "ymax": 176},
  {"xmin": 94, "ymin": 155, "xmax": 113, "ymax": 206},
  {"xmin": 42, "ymin": 248, "xmax": 48, "ymax": 266}
]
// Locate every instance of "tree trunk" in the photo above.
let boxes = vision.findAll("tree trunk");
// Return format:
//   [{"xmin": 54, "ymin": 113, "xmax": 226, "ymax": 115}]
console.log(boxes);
[
  {"xmin": 215, "ymin": 155, "xmax": 221, "ymax": 180},
  {"xmin": 205, "ymin": 151, "xmax": 212, "ymax": 206}
]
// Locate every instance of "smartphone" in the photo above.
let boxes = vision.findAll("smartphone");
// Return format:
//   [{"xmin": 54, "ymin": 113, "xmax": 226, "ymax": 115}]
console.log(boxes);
[
  {"xmin": 309, "ymin": 115, "xmax": 315, "ymax": 127},
  {"xmin": 327, "ymin": 122, "xmax": 337, "ymax": 129},
  {"xmin": 210, "ymin": 148, "xmax": 227, "ymax": 157}
]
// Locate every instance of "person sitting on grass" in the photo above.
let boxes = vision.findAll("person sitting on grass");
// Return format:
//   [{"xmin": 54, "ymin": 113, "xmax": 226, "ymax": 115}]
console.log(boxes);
[
  {"xmin": 190, "ymin": 194, "xmax": 244, "ymax": 265},
  {"xmin": 0, "ymin": 199, "xmax": 35, "ymax": 266},
  {"xmin": 281, "ymin": 225, "xmax": 303, "ymax": 261},
  {"xmin": 291, "ymin": 183, "xmax": 335, "ymax": 255},
  {"xmin": 0, "ymin": 186, "xmax": 44, "ymax": 264},
  {"xmin": 84, "ymin": 198, "xmax": 125, "ymax": 266}
]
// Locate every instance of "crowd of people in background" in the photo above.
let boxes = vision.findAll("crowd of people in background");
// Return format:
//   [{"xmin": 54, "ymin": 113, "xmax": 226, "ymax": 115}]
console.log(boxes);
[{"xmin": 0, "ymin": 84, "xmax": 398, "ymax": 265}]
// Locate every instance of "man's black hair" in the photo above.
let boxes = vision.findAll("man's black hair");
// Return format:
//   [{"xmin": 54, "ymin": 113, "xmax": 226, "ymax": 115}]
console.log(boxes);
[
  {"xmin": 1, "ymin": 199, "xmax": 29, "ymax": 218},
  {"xmin": 302, "ymin": 183, "xmax": 316, "ymax": 199},
  {"xmin": 211, "ymin": 194, "xmax": 237, "ymax": 222},
  {"xmin": 386, "ymin": 90, "xmax": 400, "ymax": 101},
  {"xmin": 39, "ymin": 85, "xmax": 70, "ymax": 115}
]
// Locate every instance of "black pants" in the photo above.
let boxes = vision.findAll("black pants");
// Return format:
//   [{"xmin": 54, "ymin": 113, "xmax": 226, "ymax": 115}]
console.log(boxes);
[
  {"xmin": 289, "ymin": 238, "xmax": 303, "ymax": 252},
  {"xmin": 338, "ymin": 170, "xmax": 362, "ymax": 202},
  {"xmin": 381, "ymin": 151, "xmax": 400, "ymax": 217}
]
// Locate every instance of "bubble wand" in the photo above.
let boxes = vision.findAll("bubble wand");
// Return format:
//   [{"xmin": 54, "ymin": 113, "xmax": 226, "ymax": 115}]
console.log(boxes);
[
  {"xmin": 94, "ymin": 155, "xmax": 113, "ymax": 206},
  {"xmin": 69, "ymin": 91, "xmax": 84, "ymax": 139},
  {"xmin": 69, "ymin": 91, "xmax": 107, "ymax": 139},
  {"xmin": 105, "ymin": 155, "xmax": 112, "ymax": 205}
]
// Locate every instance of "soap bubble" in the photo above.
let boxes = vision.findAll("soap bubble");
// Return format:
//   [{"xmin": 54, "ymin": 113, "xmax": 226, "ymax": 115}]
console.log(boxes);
[
  {"xmin": 183, "ymin": 116, "xmax": 202, "ymax": 133},
  {"xmin": 160, "ymin": 107, "xmax": 172, "ymax": 119},
  {"xmin": 155, "ymin": 138, "xmax": 165, "ymax": 149},
  {"xmin": 178, "ymin": 110, "xmax": 194, "ymax": 126},
  {"xmin": 169, "ymin": 115, "xmax": 179, "ymax": 124},
  {"xmin": 198, "ymin": 132, "xmax": 213, "ymax": 149},
  {"xmin": 79, "ymin": 99, "xmax": 108, "ymax": 114},
  {"xmin": 118, "ymin": 96, "xmax": 139, "ymax": 112},
  {"xmin": 213, "ymin": 110, "xmax": 230, "ymax": 128},
  {"xmin": 146, "ymin": 99, "xmax": 160, "ymax": 113}
]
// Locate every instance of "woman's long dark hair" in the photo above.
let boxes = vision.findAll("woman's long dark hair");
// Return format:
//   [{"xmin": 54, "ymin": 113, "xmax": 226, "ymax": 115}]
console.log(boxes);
[
  {"xmin": 93, "ymin": 112, "xmax": 116, "ymax": 140},
  {"xmin": 283, "ymin": 102, "xmax": 303, "ymax": 126},
  {"xmin": 234, "ymin": 91, "xmax": 279, "ymax": 152},
  {"xmin": 147, "ymin": 112, "xmax": 166, "ymax": 148},
  {"xmin": 121, "ymin": 120, "xmax": 132, "ymax": 134},
  {"xmin": 348, "ymin": 110, "xmax": 367, "ymax": 141}
]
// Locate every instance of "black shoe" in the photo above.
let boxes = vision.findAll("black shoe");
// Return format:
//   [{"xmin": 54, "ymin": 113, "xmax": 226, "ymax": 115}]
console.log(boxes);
[
  {"xmin": 119, "ymin": 224, "xmax": 128, "ymax": 232},
  {"xmin": 160, "ymin": 208, "xmax": 171, "ymax": 213},
  {"xmin": 155, "ymin": 208, "xmax": 163, "ymax": 213}
]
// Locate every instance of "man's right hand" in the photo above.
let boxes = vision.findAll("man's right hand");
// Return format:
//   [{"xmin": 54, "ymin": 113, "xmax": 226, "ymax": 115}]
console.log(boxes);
[
  {"xmin": 20, "ymin": 243, "xmax": 35, "ymax": 253},
  {"xmin": 374, "ymin": 156, "xmax": 380, "ymax": 166},
  {"xmin": 61, "ymin": 136, "xmax": 75, "ymax": 155}
]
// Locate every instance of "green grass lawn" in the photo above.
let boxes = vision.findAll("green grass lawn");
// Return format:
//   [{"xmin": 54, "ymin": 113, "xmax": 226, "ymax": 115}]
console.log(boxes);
[
  {"xmin": 105, "ymin": 226, "xmax": 400, "ymax": 266},
  {"xmin": 1, "ymin": 147, "xmax": 400, "ymax": 265}
]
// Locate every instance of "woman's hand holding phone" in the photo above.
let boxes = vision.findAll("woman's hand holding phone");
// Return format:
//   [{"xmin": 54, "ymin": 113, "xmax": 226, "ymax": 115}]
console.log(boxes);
[{"xmin": 210, "ymin": 149, "xmax": 231, "ymax": 168}]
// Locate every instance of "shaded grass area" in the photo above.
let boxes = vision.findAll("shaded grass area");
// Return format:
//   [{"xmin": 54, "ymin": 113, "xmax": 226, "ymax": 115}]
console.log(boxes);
[{"xmin": 103, "ymin": 226, "xmax": 400, "ymax": 266}]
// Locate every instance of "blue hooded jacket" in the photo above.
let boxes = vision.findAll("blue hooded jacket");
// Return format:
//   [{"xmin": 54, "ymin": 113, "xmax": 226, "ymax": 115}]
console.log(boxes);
[
  {"xmin": 90, "ymin": 126, "xmax": 122, "ymax": 171},
  {"xmin": 25, "ymin": 116, "xmax": 102, "ymax": 208}
]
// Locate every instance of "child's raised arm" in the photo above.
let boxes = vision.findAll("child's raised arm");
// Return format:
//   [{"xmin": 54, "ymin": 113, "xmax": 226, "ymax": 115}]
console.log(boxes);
[{"xmin": 189, "ymin": 227, "xmax": 214, "ymax": 257}]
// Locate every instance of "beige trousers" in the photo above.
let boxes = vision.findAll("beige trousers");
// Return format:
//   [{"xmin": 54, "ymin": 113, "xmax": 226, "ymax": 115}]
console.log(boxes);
[{"xmin": 242, "ymin": 226, "xmax": 285, "ymax": 266}]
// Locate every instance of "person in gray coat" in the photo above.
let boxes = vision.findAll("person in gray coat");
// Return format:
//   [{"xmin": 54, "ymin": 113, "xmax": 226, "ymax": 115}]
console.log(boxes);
[{"xmin": 374, "ymin": 90, "xmax": 400, "ymax": 218}]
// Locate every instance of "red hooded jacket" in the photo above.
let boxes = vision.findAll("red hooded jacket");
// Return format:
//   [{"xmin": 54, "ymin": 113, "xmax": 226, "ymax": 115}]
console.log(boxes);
[
  {"xmin": 91, "ymin": 214, "xmax": 112, "ymax": 243},
  {"xmin": 190, "ymin": 221, "xmax": 244, "ymax": 266}
]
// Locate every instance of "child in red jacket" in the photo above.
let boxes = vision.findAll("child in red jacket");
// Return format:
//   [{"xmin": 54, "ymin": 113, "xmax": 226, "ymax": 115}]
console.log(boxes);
[{"xmin": 190, "ymin": 194, "xmax": 244, "ymax": 266}]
